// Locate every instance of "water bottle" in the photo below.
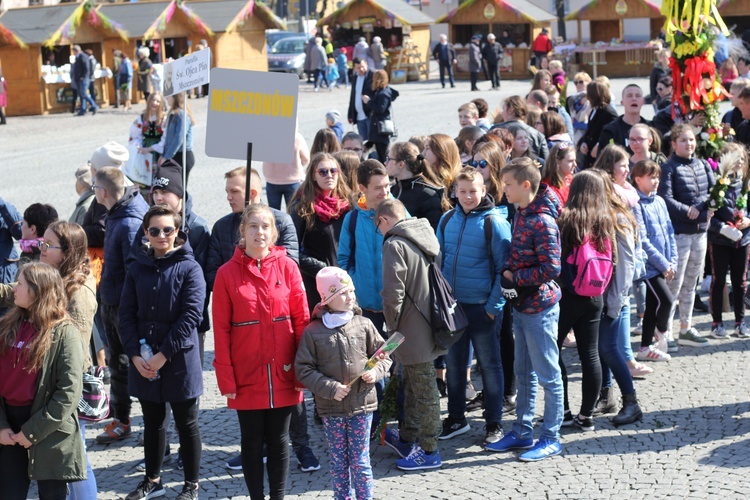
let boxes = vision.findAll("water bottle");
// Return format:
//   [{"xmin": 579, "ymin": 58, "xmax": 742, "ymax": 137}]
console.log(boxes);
[{"xmin": 139, "ymin": 339, "xmax": 160, "ymax": 381}]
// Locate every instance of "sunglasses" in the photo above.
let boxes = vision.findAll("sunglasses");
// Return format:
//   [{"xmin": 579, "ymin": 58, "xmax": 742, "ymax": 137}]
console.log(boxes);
[
  {"xmin": 317, "ymin": 168, "xmax": 339, "ymax": 177},
  {"xmin": 147, "ymin": 226, "xmax": 176, "ymax": 238},
  {"xmin": 40, "ymin": 241, "xmax": 63, "ymax": 251},
  {"xmin": 574, "ymin": 80, "xmax": 585, "ymax": 85},
  {"xmin": 470, "ymin": 159, "xmax": 490, "ymax": 169}
]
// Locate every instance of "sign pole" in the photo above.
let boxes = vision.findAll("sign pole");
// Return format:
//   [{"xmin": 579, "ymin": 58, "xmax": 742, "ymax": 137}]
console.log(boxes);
[
  {"xmin": 245, "ymin": 142, "xmax": 253, "ymax": 207},
  {"xmin": 182, "ymin": 90, "xmax": 188, "ymax": 229}
]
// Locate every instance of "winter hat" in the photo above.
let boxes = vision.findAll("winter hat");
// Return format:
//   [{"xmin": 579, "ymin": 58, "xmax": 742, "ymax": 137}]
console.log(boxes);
[
  {"xmin": 89, "ymin": 141, "xmax": 129, "ymax": 171},
  {"xmin": 152, "ymin": 160, "xmax": 185, "ymax": 199},
  {"xmin": 317, "ymin": 267, "xmax": 355, "ymax": 305},
  {"xmin": 75, "ymin": 166, "xmax": 92, "ymax": 187},
  {"xmin": 326, "ymin": 109, "xmax": 341, "ymax": 123}
]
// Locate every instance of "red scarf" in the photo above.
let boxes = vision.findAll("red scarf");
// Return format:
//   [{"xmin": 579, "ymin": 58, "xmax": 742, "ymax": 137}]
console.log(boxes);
[{"xmin": 313, "ymin": 193, "xmax": 349, "ymax": 223}]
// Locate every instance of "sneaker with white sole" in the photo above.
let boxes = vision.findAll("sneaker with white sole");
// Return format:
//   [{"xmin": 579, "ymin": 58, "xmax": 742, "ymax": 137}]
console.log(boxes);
[
  {"xmin": 667, "ymin": 340, "xmax": 679, "ymax": 353},
  {"xmin": 654, "ymin": 331, "xmax": 669, "ymax": 355},
  {"xmin": 633, "ymin": 318, "xmax": 643, "ymax": 336},
  {"xmin": 736, "ymin": 323, "xmax": 750, "ymax": 338},
  {"xmin": 484, "ymin": 423, "xmax": 503, "ymax": 444},
  {"xmin": 438, "ymin": 417, "xmax": 470, "ymax": 440},
  {"xmin": 125, "ymin": 477, "xmax": 165, "ymax": 499},
  {"xmin": 678, "ymin": 327, "xmax": 710, "ymax": 347},
  {"xmin": 711, "ymin": 324, "xmax": 729, "ymax": 339},
  {"xmin": 518, "ymin": 438, "xmax": 563, "ymax": 462},
  {"xmin": 636, "ymin": 345, "xmax": 671, "ymax": 362},
  {"xmin": 395, "ymin": 447, "xmax": 442, "ymax": 470},
  {"xmin": 296, "ymin": 446, "xmax": 321, "ymax": 472}
]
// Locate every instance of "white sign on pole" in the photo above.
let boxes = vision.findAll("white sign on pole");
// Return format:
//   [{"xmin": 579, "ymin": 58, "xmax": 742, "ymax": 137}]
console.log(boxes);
[
  {"xmin": 205, "ymin": 68, "xmax": 299, "ymax": 164},
  {"xmin": 162, "ymin": 48, "xmax": 211, "ymax": 97}
]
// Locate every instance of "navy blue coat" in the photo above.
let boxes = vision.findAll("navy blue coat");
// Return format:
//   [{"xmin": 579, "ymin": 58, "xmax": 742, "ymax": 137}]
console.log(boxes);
[
  {"xmin": 658, "ymin": 154, "xmax": 715, "ymax": 234},
  {"xmin": 120, "ymin": 236, "xmax": 206, "ymax": 403},
  {"xmin": 0, "ymin": 197, "xmax": 22, "ymax": 285}
]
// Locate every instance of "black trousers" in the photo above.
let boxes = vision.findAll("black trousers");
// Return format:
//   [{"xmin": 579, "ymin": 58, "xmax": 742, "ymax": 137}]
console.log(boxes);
[
  {"xmin": 238, "ymin": 406, "xmax": 294, "ymax": 500},
  {"xmin": 101, "ymin": 303, "xmax": 131, "ymax": 423},
  {"xmin": 710, "ymin": 243, "xmax": 750, "ymax": 324},
  {"xmin": 642, "ymin": 274, "xmax": 674, "ymax": 347},
  {"xmin": 141, "ymin": 398, "xmax": 201, "ymax": 483},
  {"xmin": 0, "ymin": 405, "xmax": 68, "ymax": 500},
  {"xmin": 557, "ymin": 291, "xmax": 604, "ymax": 417},
  {"xmin": 169, "ymin": 149, "xmax": 195, "ymax": 187},
  {"xmin": 487, "ymin": 62, "xmax": 500, "ymax": 88},
  {"xmin": 470, "ymin": 71, "xmax": 479, "ymax": 90},
  {"xmin": 438, "ymin": 62, "xmax": 454, "ymax": 87}
]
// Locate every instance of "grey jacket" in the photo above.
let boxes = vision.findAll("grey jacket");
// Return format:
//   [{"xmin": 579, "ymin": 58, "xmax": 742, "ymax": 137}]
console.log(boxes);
[
  {"xmin": 381, "ymin": 218, "xmax": 447, "ymax": 365},
  {"xmin": 493, "ymin": 119, "xmax": 549, "ymax": 162},
  {"xmin": 605, "ymin": 214, "xmax": 636, "ymax": 318},
  {"xmin": 295, "ymin": 306, "xmax": 391, "ymax": 418},
  {"xmin": 469, "ymin": 42, "xmax": 482, "ymax": 72}
]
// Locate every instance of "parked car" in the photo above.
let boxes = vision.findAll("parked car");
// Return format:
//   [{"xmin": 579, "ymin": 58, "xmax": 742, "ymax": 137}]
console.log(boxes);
[
  {"xmin": 268, "ymin": 36, "xmax": 307, "ymax": 79},
  {"xmin": 266, "ymin": 30, "xmax": 300, "ymax": 50}
]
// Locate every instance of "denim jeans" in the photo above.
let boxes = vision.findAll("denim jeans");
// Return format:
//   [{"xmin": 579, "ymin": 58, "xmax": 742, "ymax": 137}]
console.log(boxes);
[
  {"xmin": 67, "ymin": 420, "xmax": 98, "ymax": 500},
  {"xmin": 265, "ymin": 182, "xmax": 301, "ymax": 211},
  {"xmin": 512, "ymin": 303, "xmax": 563, "ymax": 441},
  {"xmin": 77, "ymin": 77, "xmax": 97, "ymax": 113},
  {"xmin": 599, "ymin": 304, "xmax": 635, "ymax": 396},
  {"xmin": 356, "ymin": 119, "xmax": 369, "ymax": 141},
  {"xmin": 446, "ymin": 303, "xmax": 504, "ymax": 424}
]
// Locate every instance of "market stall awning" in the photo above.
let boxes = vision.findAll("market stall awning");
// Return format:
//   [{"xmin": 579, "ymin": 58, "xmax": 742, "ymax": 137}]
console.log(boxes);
[
  {"xmin": 98, "ymin": 0, "xmax": 214, "ymax": 41},
  {"xmin": 0, "ymin": 1, "xmax": 126, "ymax": 46},
  {"xmin": 188, "ymin": 0, "xmax": 286, "ymax": 34},
  {"xmin": 565, "ymin": 0, "xmax": 663, "ymax": 21},
  {"xmin": 435, "ymin": 0, "xmax": 556, "ymax": 25},
  {"xmin": 317, "ymin": 0, "xmax": 436, "ymax": 28},
  {"xmin": 0, "ymin": 20, "xmax": 28, "ymax": 48}
]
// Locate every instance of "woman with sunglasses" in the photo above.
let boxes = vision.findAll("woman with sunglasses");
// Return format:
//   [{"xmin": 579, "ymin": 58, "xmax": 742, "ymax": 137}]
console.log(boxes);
[
  {"xmin": 288, "ymin": 152, "xmax": 352, "ymax": 312},
  {"xmin": 119, "ymin": 204, "xmax": 206, "ymax": 500}
]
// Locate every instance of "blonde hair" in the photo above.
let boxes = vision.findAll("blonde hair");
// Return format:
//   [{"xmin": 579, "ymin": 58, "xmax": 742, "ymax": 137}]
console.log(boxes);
[
  {"xmin": 372, "ymin": 69, "xmax": 389, "ymax": 91},
  {"xmin": 548, "ymin": 60, "xmax": 563, "ymax": 72},
  {"xmin": 240, "ymin": 204, "xmax": 278, "ymax": 247}
]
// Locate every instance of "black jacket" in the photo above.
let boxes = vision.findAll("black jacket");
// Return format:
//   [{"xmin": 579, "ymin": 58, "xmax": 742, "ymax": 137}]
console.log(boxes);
[
  {"xmin": 348, "ymin": 70, "xmax": 375, "ymax": 124},
  {"xmin": 597, "ymin": 115, "xmax": 650, "ymax": 155},
  {"xmin": 368, "ymin": 86, "xmax": 399, "ymax": 145},
  {"xmin": 482, "ymin": 41, "xmax": 503, "ymax": 65},
  {"xmin": 579, "ymin": 104, "xmax": 618, "ymax": 168},
  {"xmin": 657, "ymin": 154, "xmax": 715, "ymax": 234},
  {"xmin": 82, "ymin": 198, "xmax": 107, "ymax": 248},
  {"xmin": 432, "ymin": 43, "xmax": 456, "ymax": 64},
  {"xmin": 391, "ymin": 176, "xmax": 445, "ymax": 230},
  {"xmin": 493, "ymin": 119, "xmax": 549, "ymax": 162}
]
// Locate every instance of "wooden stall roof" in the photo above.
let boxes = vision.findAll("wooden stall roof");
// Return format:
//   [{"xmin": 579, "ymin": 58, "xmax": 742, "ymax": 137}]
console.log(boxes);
[
  {"xmin": 0, "ymin": 19, "xmax": 28, "ymax": 48},
  {"xmin": 317, "ymin": 0, "xmax": 436, "ymax": 28},
  {"xmin": 188, "ymin": 0, "xmax": 286, "ymax": 32},
  {"xmin": 97, "ymin": 2, "xmax": 173, "ymax": 39},
  {"xmin": 565, "ymin": 0, "xmax": 663, "ymax": 21},
  {"xmin": 435, "ymin": 0, "xmax": 556, "ymax": 25},
  {"xmin": 0, "ymin": 3, "xmax": 82, "ymax": 45}
]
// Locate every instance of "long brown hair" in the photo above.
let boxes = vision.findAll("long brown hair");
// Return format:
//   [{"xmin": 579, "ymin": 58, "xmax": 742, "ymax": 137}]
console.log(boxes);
[
  {"xmin": 591, "ymin": 169, "xmax": 638, "ymax": 239},
  {"xmin": 531, "ymin": 69, "xmax": 552, "ymax": 91},
  {"xmin": 169, "ymin": 92, "xmax": 195, "ymax": 125},
  {"xmin": 558, "ymin": 170, "xmax": 615, "ymax": 257},
  {"xmin": 310, "ymin": 128, "xmax": 341, "ymax": 156},
  {"xmin": 47, "ymin": 221, "xmax": 91, "ymax": 299},
  {"xmin": 141, "ymin": 91, "xmax": 165, "ymax": 123},
  {"xmin": 0, "ymin": 262, "xmax": 70, "ymax": 373},
  {"xmin": 471, "ymin": 141, "xmax": 505, "ymax": 203},
  {"xmin": 541, "ymin": 142, "xmax": 576, "ymax": 189},
  {"xmin": 389, "ymin": 142, "xmax": 450, "ymax": 211},
  {"xmin": 425, "ymin": 133, "xmax": 462, "ymax": 192},
  {"xmin": 333, "ymin": 150, "xmax": 360, "ymax": 195},
  {"xmin": 289, "ymin": 153, "xmax": 352, "ymax": 229}
]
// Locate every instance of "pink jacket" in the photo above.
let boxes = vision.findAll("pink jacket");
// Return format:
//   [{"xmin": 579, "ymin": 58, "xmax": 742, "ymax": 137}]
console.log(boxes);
[{"xmin": 262, "ymin": 132, "xmax": 310, "ymax": 185}]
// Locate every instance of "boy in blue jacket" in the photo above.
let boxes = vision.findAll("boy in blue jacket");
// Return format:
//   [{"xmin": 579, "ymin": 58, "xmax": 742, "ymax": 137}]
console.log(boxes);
[
  {"xmin": 437, "ymin": 167, "xmax": 511, "ymax": 445},
  {"xmin": 488, "ymin": 157, "xmax": 563, "ymax": 462}
]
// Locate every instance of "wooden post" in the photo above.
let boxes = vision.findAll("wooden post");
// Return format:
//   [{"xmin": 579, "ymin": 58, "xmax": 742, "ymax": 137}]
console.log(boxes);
[{"xmin": 245, "ymin": 142, "xmax": 253, "ymax": 207}]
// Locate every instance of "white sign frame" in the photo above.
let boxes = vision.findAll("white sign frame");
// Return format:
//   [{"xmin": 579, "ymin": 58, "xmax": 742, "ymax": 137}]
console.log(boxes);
[{"xmin": 163, "ymin": 48, "xmax": 211, "ymax": 97}]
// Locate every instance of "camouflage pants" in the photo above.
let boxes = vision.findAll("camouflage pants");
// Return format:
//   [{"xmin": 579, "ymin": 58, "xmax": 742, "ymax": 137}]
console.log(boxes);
[{"xmin": 400, "ymin": 362, "xmax": 442, "ymax": 453}]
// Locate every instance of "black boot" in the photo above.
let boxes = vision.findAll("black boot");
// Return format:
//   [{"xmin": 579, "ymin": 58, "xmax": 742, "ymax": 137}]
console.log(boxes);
[
  {"xmin": 612, "ymin": 392, "xmax": 643, "ymax": 426},
  {"xmin": 592, "ymin": 386, "xmax": 617, "ymax": 415}
]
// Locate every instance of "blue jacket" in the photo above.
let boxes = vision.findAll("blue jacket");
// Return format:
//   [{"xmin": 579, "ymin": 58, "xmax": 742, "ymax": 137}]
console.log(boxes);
[
  {"xmin": 120, "ymin": 236, "xmax": 205, "ymax": 403},
  {"xmin": 633, "ymin": 190, "xmax": 678, "ymax": 279},
  {"xmin": 330, "ymin": 122, "xmax": 344, "ymax": 142},
  {"xmin": 162, "ymin": 110, "xmax": 193, "ymax": 160},
  {"xmin": 437, "ymin": 196, "xmax": 511, "ymax": 316},
  {"xmin": 100, "ymin": 187, "xmax": 149, "ymax": 306},
  {"xmin": 708, "ymin": 175, "xmax": 750, "ymax": 248},
  {"xmin": 118, "ymin": 57, "xmax": 133, "ymax": 85},
  {"xmin": 205, "ymin": 208, "xmax": 298, "ymax": 291},
  {"xmin": 0, "ymin": 197, "xmax": 22, "ymax": 285},
  {"xmin": 326, "ymin": 64, "xmax": 340, "ymax": 84},
  {"xmin": 337, "ymin": 200, "xmax": 384, "ymax": 311},
  {"xmin": 658, "ymin": 153, "xmax": 715, "ymax": 234}
]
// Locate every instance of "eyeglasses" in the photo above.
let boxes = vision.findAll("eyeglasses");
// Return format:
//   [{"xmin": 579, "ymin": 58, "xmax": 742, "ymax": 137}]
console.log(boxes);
[
  {"xmin": 147, "ymin": 226, "xmax": 176, "ymax": 238},
  {"xmin": 91, "ymin": 184, "xmax": 104, "ymax": 191},
  {"xmin": 629, "ymin": 137, "xmax": 648, "ymax": 143},
  {"xmin": 470, "ymin": 159, "xmax": 490, "ymax": 169},
  {"xmin": 317, "ymin": 168, "xmax": 339, "ymax": 177},
  {"xmin": 574, "ymin": 80, "xmax": 585, "ymax": 85},
  {"xmin": 343, "ymin": 146, "xmax": 363, "ymax": 153},
  {"xmin": 39, "ymin": 241, "xmax": 63, "ymax": 251}
]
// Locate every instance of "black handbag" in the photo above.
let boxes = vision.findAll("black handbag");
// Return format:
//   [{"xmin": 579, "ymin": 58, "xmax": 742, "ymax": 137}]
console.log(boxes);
[{"xmin": 377, "ymin": 118, "xmax": 396, "ymax": 136}]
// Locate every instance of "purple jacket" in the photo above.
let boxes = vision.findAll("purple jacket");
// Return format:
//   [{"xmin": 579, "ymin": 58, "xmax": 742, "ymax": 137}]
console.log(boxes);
[{"xmin": 506, "ymin": 184, "xmax": 562, "ymax": 314}]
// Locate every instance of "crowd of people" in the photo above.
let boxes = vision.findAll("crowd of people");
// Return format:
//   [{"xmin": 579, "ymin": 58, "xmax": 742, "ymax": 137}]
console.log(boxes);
[{"xmin": 5, "ymin": 43, "xmax": 750, "ymax": 500}]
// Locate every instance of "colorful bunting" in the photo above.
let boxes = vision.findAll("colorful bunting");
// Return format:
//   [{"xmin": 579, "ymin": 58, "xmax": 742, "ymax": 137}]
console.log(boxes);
[
  {"xmin": 565, "ymin": 0, "xmax": 661, "ymax": 21},
  {"xmin": 436, "ymin": 0, "xmax": 548, "ymax": 25},
  {"xmin": 43, "ymin": 1, "xmax": 128, "ymax": 49},
  {"xmin": 0, "ymin": 22, "xmax": 27, "ymax": 49},
  {"xmin": 143, "ymin": 0, "xmax": 214, "ymax": 41}
]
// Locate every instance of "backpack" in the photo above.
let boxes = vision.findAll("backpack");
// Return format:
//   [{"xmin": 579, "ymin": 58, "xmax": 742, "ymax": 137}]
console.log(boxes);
[{"xmin": 562, "ymin": 237, "xmax": 614, "ymax": 297}]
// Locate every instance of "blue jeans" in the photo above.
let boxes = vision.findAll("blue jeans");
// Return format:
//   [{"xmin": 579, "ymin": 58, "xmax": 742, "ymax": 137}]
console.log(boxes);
[
  {"xmin": 67, "ymin": 419, "xmax": 97, "ymax": 500},
  {"xmin": 77, "ymin": 77, "xmax": 97, "ymax": 113},
  {"xmin": 265, "ymin": 182, "xmax": 300, "ymax": 211},
  {"xmin": 446, "ymin": 303, "xmax": 504, "ymax": 424},
  {"xmin": 599, "ymin": 304, "xmax": 635, "ymax": 396},
  {"xmin": 512, "ymin": 303, "xmax": 563, "ymax": 441},
  {"xmin": 356, "ymin": 119, "xmax": 369, "ymax": 141}
]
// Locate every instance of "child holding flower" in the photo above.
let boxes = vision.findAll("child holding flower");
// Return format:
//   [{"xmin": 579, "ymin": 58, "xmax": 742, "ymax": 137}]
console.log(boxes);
[
  {"xmin": 295, "ymin": 267, "xmax": 391, "ymax": 500},
  {"xmin": 706, "ymin": 142, "xmax": 750, "ymax": 338}
]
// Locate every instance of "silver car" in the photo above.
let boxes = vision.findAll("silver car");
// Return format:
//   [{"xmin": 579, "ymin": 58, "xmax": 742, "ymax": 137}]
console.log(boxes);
[{"xmin": 268, "ymin": 36, "xmax": 307, "ymax": 79}]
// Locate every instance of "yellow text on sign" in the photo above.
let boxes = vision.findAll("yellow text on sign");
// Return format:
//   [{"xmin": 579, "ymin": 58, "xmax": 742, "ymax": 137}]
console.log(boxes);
[{"xmin": 210, "ymin": 89, "xmax": 296, "ymax": 117}]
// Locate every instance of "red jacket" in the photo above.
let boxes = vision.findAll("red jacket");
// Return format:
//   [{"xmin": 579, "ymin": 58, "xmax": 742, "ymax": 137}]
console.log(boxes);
[
  {"xmin": 532, "ymin": 33, "xmax": 552, "ymax": 54},
  {"xmin": 212, "ymin": 246, "xmax": 310, "ymax": 410}
]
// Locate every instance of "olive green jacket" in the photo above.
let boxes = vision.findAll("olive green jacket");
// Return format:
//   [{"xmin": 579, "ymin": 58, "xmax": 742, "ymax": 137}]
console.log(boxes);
[{"xmin": 0, "ymin": 321, "xmax": 86, "ymax": 481}]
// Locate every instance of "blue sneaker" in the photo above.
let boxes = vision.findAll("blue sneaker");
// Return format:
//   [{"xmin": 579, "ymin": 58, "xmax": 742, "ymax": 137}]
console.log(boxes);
[
  {"xmin": 395, "ymin": 447, "xmax": 442, "ymax": 471},
  {"xmin": 484, "ymin": 431, "xmax": 534, "ymax": 452},
  {"xmin": 384, "ymin": 428, "xmax": 415, "ymax": 458},
  {"xmin": 518, "ymin": 438, "xmax": 563, "ymax": 462}
]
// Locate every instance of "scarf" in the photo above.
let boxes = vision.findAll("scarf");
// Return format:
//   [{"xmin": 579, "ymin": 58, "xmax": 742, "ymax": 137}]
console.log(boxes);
[
  {"xmin": 19, "ymin": 238, "xmax": 43, "ymax": 253},
  {"xmin": 323, "ymin": 310, "xmax": 354, "ymax": 329},
  {"xmin": 314, "ymin": 193, "xmax": 349, "ymax": 224}
]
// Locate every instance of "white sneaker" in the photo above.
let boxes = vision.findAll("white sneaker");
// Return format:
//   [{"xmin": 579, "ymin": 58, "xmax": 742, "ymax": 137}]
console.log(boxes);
[
  {"xmin": 711, "ymin": 324, "xmax": 729, "ymax": 339},
  {"xmin": 636, "ymin": 345, "xmax": 671, "ymax": 362},
  {"xmin": 654, "ymin": 331, "xmax": 669, "ymax": 354},
  {"xmin": 633, "ymin": 318, "xmax": 643, "ymax": 336},
  {"xmin": 735, "ymin": 323, "xmax": 750, "ymax": 338},
  {"xmin": 700, "ymin": 275, "xmax": 712, "ymax": 293}
]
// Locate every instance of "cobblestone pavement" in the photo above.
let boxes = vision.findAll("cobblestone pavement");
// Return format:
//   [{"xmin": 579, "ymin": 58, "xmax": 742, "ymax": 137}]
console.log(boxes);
[{"xmin": 4, "ymin": 73, "xmax": 749, "ymax": 499}]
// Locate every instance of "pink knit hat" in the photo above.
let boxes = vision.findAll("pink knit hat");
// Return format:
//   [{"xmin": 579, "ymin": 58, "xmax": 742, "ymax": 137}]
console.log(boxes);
[{"xmin": 316, "ymin": 267, "xmax": 355, "ymax": 305}]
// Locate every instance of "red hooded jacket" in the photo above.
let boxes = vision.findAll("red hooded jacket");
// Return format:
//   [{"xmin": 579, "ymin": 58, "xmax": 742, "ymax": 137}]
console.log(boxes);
[{"xmin": 212, "ymin": 246, "xmax": 310, "ymax": 410}]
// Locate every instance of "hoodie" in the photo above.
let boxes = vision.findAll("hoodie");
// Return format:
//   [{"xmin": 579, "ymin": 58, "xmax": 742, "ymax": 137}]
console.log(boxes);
[
  {"xmin": 381, "ymin": 218, "xmax": 447, "ymax": 364},
  {"xmin": 506, "ymin": 184, "xmax": 562, "ymax": 314}
]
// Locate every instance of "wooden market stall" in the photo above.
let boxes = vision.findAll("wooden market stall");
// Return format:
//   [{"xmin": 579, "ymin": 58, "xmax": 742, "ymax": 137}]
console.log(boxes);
[
  {"xmin": 317, "ymin": 0, "xmax": 436, "ymax": 82},
  {"xmin": 435, "ymin": 0, "xmax": 556, "ymax": 80},
  {"xmin": 565, "ymin": 0, "xmax": 665, "ymax": 78},
  {"xmin": 0, "ymin": 1, "xmax": 128, "ymax": 116},
  {"xmin": 718, "ymin": 0, "xmax": 750, "ymax": 37}
]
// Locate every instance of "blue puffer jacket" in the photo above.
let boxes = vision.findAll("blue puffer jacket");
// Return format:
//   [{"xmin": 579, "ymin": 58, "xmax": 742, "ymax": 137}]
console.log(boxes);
[
  {"xmin": 337, "ymin": 199, "xmax": 384, "ymax": 311},
  {"xmin": 658, "ymin": 153, "xmax": 715, "ymax": 234},
  {"xmin": 708, "ymin": 175, "xmax": 750, "ymax": 248},
  {"xmin": 100, "ymin": 187, "xmax": 148, "ymax": 306},
  {"xmin": 0, "ymin": 197, "xmax": 22, "ymax": 285},
  {"xmin": 633, "ymin": 190, "xmax": 678, "ymax": 280},
  {"xmin": 120, "ymin": 236, "xmax": 206, "ymax": 403},
  {"xmin": 437, "ymin": 196, "xmax": 511, "ymax": 316}
]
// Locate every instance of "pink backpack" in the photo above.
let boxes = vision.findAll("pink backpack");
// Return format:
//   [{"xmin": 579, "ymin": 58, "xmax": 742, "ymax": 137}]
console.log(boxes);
[{"xmin": 564, "ymin": 238, "xmax": 614, "ymax": 297}]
